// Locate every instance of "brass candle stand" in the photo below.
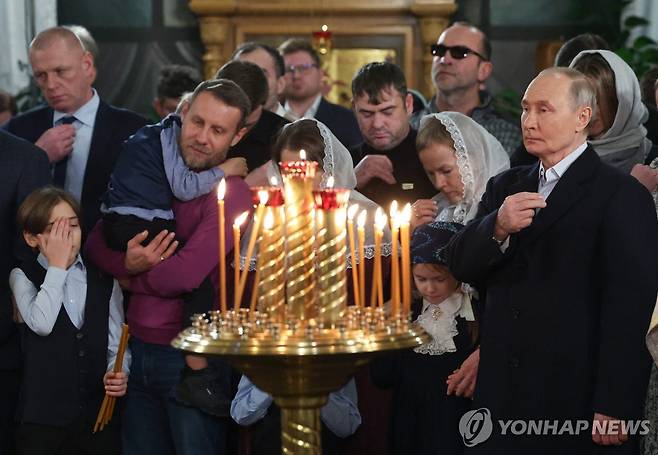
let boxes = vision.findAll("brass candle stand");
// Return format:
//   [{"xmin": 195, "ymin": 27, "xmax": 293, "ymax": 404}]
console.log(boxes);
[
  {"xmin": 172, "ymin": 158, "xmax": 429, "ymax": 454},
  {"xmin": 173, "ymin": 308, "xmax": 427, "ymax": 454}
]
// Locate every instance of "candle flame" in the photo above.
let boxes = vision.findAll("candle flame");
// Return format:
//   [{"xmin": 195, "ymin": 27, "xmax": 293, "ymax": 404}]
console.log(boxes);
[
  {"xmin": 402, "ymin": 203, "xmax": 412, "ymax": 222},
  {"xmin": 326, "ymin": 175, "xmax": 334, "ymax": 189},
  {"xmin": 375, "ymin": 208, "xmax": 387, "ymax": 230},
  {"xmin": 263, "ymin": 210, "xmax": 274, "ymax": 230},
  {"xmin": 299, "ymin": 149, "xmax": 306, "ymax": 160},
  {"xmin": 322, "ymin": 24, "xmax": 328, "ymax": 32},
  {"xmin": 258, "ymin": 189, "xmax": 269, "ymax": 205},
  {"xmin": 390, "ymin": 200, "xmax": 398, "ymax": 218},
  {"xmin": 347, "ymin": 204, "xmax": 359, "ymax": 220},
  {"xmin": 217, "ymin": 178, "xmax": 226, "ymax": 200},
  {"xmin": 234, "ymin": 211, "xmax": 248, "ymax": 227},
  {"xmin": 269, "ymin": 176, "xmax": 279, "ymax": 186},
  {"xmin": 357, "ymin": 209, "xmax": 367, "ymax": 228}
]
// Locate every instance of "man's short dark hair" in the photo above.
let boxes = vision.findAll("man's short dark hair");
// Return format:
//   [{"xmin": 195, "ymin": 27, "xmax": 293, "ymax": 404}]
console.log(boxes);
[
  {"xmin": 554, "ymin": 33, "xmax": 610, "ymax": 67},
  {"xmin": 232, "ymin": 42, "xmax": 285, "ymax": 78},
  {"xmin": 278, "ymin": 38, "xmax": 320, "ymax": 67},
  {"xmin": 351, "ymin": 62, "xmax": 408, "ymax": 104},
  {"xmin": 188, "ymin": 79, "xmax": 252, "ymax": 129},
  {"xmin": 452, "ymin": 21, "xmax": 492, "ymax": 60},
  {"xmin": 214, "ymin": 61, "xmax": 269, "ymax": 112},
  {"xmin": 157, "ymin": 64, "xmax": 202, "ymax": 101}
]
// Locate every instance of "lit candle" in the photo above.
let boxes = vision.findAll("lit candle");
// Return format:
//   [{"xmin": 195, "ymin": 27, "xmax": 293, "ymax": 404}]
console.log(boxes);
[
  {"xmin": 356, "ymin": 210, "xmax": 367, "ymax": 307},
  {"xmin": 313, "ymin": 179, "xmax": 350, "ymax": 327},
  {"xmin": 346, "ymin": 204, "xmax": 360, "ymax": 307},
  {"xmin": 400, "ymin": 203, "xmax": 412, "ymax": 314},
  {"xmin": 280, "ymin": 150, "xmax": 317, "ymax": 320},
  {"xmin": 390, "ymin": 201, "xmax": 400, "ymax": 316},
  {"xmin": 217, "ymin": 179, "xmax": 227, "ymax": 313},
  {"xmin": 233, "ymin": 211, "xmax": 248, "ymax": 311},
  {"xmin": 250, "ymin": 211, "xmax": 274, "ymax": 315},
  {"xmin": 235, "ymin": 190, "xmax": 268, "ymax": 307},
  {"xmin": 370, "ymin": 208, "xmax": 386, "ymax": 307}
]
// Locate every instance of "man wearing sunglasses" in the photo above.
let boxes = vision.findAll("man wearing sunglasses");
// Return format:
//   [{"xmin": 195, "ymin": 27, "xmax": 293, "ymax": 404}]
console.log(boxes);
[
  {"xmin": 411, "ymin": 22, "xmax": 521, "ymax": 155},
  {"xmin": 278, "ymin": 38, "xmax": 362, "ymax": 151}
]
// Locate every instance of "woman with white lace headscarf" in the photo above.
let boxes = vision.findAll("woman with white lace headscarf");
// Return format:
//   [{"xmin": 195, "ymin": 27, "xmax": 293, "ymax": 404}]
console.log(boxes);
[
  {"xmin": 410, "ymin": 111, "xmax": 510, "ymax": 230},
  {"xmin": 240, "ymin": 118, "xmax": 391, "ymax": 285}
]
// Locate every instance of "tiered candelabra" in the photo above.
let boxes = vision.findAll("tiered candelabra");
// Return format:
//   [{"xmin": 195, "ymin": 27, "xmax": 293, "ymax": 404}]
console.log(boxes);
[{"xmin": 172, "ymin": 155, "xmax": 428, "ymax": 455}]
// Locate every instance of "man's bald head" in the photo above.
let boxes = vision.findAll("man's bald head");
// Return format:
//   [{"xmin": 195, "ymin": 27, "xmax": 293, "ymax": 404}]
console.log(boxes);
[
  {"xmin": 29, "ymin": 26, "xmax": 94, "ymax": 114},
  {"xmin": 30, "ymin": 27, "xmax": 86, "ymax": 55}
]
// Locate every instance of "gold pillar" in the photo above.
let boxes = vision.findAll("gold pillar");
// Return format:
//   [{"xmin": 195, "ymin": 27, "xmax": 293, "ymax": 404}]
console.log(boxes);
[{"xmin": 197, "ymin": 16, "xmax": 232, "ymax": 78}]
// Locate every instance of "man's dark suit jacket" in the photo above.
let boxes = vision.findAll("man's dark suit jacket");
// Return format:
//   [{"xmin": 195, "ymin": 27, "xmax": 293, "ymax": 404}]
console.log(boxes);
[
  {"xmin": 315, "ymin": 97, "xmax": 363, "ymax": 154},
  {"xmin": 3, "ymin": 100, "xmax": 148, "ymax": 233},
  {"xmin": 229, "ymin": 109, "xmax": 289, "ymax": 171},
  {"xmin": 448, "ymin": 146, "xmax": 658, "ymax": 455},
  {"xmin": 0, "ymin": 130, "xmax": 50, "ymax": 452},
  {"xmin": 0, "ymin": 130, "xmax": 51, "ymax": 370}
]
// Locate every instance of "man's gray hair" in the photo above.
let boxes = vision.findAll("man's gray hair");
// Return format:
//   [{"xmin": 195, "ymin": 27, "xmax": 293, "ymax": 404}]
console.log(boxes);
[{"xmin": 538, "ymin": 67, "xmax": 598, "ymax": 124}]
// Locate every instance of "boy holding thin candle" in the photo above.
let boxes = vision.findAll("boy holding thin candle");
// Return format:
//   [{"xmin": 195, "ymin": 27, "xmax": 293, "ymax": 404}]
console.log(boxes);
[
  {"xmin": 371, "ymin": 221, "xmax": 477, "ymax": 455},
  {"xmin": 9, "ymin": 187, "xmax": 130, "ymax": 455}
]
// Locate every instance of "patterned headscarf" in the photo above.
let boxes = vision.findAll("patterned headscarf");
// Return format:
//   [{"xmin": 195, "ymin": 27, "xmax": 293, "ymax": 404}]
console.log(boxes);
[{"xmin": 411, "ymin": 221, "xmax": 463, "ymax": 266}]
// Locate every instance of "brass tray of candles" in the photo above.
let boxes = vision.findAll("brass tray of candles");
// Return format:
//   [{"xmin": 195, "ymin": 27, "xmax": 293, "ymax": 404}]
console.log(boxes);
[{"xmin": 173, "ymin": 306, "xmax": 428, "ymax": 357}]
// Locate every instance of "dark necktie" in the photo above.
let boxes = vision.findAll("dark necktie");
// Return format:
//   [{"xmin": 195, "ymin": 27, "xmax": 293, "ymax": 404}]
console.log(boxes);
[{"xmin": 53, "ymin": 116, "xmax": 76, "ymax": 187}]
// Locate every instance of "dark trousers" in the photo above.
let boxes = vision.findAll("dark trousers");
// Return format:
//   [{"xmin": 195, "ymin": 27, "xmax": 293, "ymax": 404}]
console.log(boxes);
[
  {"xmin": 102, "ymin": 213, "xmax": 176, "ymax": 252},
  {"xmin": 0, "ymin": 369, "xmax": 20, "ymax": 455},
  {"xmin": 15, "ymin": 417, "xmax": 120, "ymax": 455}
]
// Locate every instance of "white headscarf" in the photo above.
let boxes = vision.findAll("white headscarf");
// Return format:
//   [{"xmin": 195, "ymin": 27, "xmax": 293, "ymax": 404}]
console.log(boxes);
[
  {"xmin": 419, "ymin": 112, "xmax": 510, "ymax": 224},
  {"xmin": 570, "ymin": 49, "xmax": 652, "ymax": 173},
  {"xmin": 240, "ymin": 119, "xmax": 390, "ymax": 270}
]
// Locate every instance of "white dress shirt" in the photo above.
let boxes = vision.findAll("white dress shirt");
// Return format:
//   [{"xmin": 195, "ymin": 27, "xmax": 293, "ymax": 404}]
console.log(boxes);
[
  {"xmin": 537, "ymin": 141, "xmax": 588, "ymax": 200},
  {"xmin": 284, "ymin": 93, "xmax": 322, "ymax": 120},
  {"xmin": 53, "ymin": 90, "xmax": 100, "ymax": 202},
  {"xmin": 9, "ymin": 253, "xmax": 130, "ymax": 373}
]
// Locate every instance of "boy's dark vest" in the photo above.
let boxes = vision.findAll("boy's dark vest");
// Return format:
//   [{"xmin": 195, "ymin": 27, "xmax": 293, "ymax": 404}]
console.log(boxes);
[{"xmin": 18, "ymin": 257, "xmax": 112, "ymax": 427}]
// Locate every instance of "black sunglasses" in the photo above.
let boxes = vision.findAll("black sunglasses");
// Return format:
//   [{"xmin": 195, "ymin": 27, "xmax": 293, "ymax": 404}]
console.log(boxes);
[{"xmin": 431, "ymin": 44, "xmax": 489, "ymax": 61}]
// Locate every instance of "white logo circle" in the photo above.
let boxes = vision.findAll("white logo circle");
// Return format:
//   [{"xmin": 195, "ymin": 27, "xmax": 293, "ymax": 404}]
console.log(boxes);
[{"xmin": 459, "ymin": 408, "xmax": 493, "ymax": 447}]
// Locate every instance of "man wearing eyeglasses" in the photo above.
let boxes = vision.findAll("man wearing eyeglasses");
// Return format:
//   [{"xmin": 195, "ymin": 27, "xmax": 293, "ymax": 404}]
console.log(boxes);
[
  {"xmin": 278, "ymin": 38, "xmax": 362, "ymax": 152},
  {"xmin": 411, "ymin": 22, "xmax": 521, "ymax": 155}
]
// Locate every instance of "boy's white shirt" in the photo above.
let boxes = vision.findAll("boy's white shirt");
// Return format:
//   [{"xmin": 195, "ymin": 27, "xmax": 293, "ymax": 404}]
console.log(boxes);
[{"xmin": 9, "ymin": 253, "xmax": 131, "ymax": 373}]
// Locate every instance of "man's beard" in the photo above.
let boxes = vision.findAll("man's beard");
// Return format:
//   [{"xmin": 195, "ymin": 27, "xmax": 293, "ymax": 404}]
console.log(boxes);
[{"xmin": 182, "ymin": 143, "xmax": 227, "ymax": 172}]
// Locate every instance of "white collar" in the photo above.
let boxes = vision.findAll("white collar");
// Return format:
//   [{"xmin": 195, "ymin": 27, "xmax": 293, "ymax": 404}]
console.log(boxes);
[
  {"xmin": 414, "ymin": 290, "xmax": 474, "ymax": 356},
  {"xmin": 37, "ymin": 253, "xmax": 85, "ymax": 272},
  {"xmin": 53, "ymin": 89, "xmax": 100, "ymax": 127},
  {"xmin": 539, "ymin": 141, "xmax": 588, "ymax": 182}
]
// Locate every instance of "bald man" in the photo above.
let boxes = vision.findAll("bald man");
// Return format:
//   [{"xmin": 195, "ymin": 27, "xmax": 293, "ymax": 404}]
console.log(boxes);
[
  {"xmin": 448, "ymin": 68, "xmax": 658, "ymax": 454},
  {"xmin": 3, "ymin": 26, "xmax": 147, "ymax": 233},
  {"xmin": 411, "ymin": 21, "xmax": 521, "ymax": 155}
]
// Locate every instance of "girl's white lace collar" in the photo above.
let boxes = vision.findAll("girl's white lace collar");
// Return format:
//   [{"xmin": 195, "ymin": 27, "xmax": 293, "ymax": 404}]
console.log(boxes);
[{"xmin": 414, "ymin": 289, "xmax": 475, "ymax": 356}]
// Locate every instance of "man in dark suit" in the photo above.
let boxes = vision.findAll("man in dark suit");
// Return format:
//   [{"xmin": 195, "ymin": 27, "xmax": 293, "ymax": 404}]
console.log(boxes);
[
  {"xmin": 278, "ymin": 38, "xmax": 362, "ymax": 150},
  {"xmin": 448, "ymin": 67, "xmax": 658, "ymax": 454},
  {"xmin": 2, "ymin": 27, "xmax": 147, "ymax": 233},
  {"xmin": 0, "ymin": 130, "xmax": 51, "ymax": 455}
]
